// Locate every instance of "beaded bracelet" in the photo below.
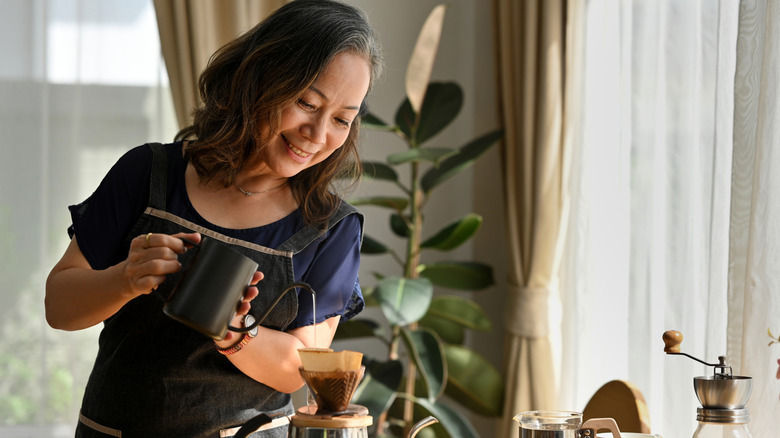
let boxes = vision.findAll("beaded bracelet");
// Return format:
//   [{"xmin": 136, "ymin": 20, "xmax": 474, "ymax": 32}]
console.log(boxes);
[{"xmin": 215, "ymin": 332, "xmax": 252, "ymax": 356}]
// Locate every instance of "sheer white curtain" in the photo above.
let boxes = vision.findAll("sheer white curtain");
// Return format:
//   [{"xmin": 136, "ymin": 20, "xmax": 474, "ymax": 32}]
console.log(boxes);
[
  {"xmin": 0, "ymin": 0, "xmax": 176, "ymax": 434},
  {"xmin": 728, "ymin": 0, "xmax": 780, "ymax": 435},
  {"xmin": 559, "ymin": 0, "xmax": 742, "ymax": 435}
]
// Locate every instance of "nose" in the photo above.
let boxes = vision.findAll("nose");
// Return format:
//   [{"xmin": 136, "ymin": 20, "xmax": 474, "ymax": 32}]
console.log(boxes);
[{"xmin": 302, "ymin": 115, "xmax": 327, "ymax": 145}]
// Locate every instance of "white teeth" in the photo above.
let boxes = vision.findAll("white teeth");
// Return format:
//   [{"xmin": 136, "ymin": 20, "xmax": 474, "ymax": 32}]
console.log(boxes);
[
  {"xmin": 284, "ymin": 136, "xmax": 310, "ymax": 158},
  {"xmin": 289, "ymin": 144, "xmax": 310, "ymax": 158}
]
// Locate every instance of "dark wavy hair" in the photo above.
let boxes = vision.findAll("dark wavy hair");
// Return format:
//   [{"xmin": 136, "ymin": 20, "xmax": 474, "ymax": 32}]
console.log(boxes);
[{"xmin": 175, "ymin": 0, "xmax": 383, "ymax": 225}]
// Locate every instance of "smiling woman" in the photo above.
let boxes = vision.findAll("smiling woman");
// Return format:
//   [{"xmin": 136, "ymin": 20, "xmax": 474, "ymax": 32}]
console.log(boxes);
[
  {"xmin": 178, "ymin": 0, "xmax": 383, "ymax": 227},
  {"xmin": 256, "ymin": 51, "xmax": 371, "ymax": 180},
  {"xmin": 42, "ymin": 0, "xmax": 384, "ymax": 437}
]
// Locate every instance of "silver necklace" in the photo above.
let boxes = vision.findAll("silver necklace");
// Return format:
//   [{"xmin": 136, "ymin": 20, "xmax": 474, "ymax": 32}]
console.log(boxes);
[{"xmin": 237, "ymin": 181, "xmax": 287, "ymax": 196}]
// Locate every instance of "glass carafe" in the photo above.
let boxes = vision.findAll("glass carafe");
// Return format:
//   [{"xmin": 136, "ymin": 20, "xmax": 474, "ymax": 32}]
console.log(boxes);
[{"xmin": 514, "ymin": 410, "xmax": 622, "ymax": 438}]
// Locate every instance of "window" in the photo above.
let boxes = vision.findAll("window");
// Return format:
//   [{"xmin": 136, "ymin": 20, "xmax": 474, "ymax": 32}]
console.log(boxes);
[
  {"xmin": 0, "ymin": 0, "xmax": 176, "ymax": 433},
  {"xmin": 560, "ymin": 0, "xmax": 740, "ymax": 434}
]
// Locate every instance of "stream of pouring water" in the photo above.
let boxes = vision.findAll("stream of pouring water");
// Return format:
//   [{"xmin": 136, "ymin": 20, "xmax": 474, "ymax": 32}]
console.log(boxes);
[
  {"xmin": 308, "ymin": 290, "xmax": 317, "ymax": 407},
  {"xmin": 311, "ymin": 292, "xmax": 317, "ymax": 348}
]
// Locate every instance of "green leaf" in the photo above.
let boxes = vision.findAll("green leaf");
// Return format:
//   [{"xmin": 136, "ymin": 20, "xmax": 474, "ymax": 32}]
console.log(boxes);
[
  {"xmin": 349, "ymin": 196, "xmax": 409, "ymax": 211},
  {"xmin": 424, "ymin": 296, "xmax": 492, "ymax": 332},
  {"xmin": 421, "ymin": 129, "xmax": 503, "ymax": 193},
  {"xmin": 396, "ymin": 99, "xmax": 416, "ymax": 142},
  {"xmin": 421, "ymin": 214, "xmax": 483, "ymax": 251},
  {"xmin": 419, "ymin": 313, "xmax": 465, "ymax": 345},
  {"xmin": 390, "ymin": 214, "xmax": 409, "ymax": 238},
  {"xmin": 361, "ymin": 234, "xmax": 389, "ymax": 254},
  {"xmin": 387, "ymin": 147, "xmax": 456, "ymax": 165},
  {"xmin": 361, "ymin": 112, "xmax": 395, "ymax": 131},
  {"xmin": 419, "ymin": 296, "xmax": 491, "ymax": 344},
  {"xmin": 406, "ymin": 5, "xmax": 447, "ymax": 114},
  {"xmin": 410, "ymin": 397, "xmax": 481, "ymax": 438},
  {"xmin": 361, "ymin": 161, "xmax": 399, "ymax": 181},
  {"xmin": 374, "ymin": 277, "xmax": 433, "ymax": 326},
  {"xmin": 443, "ymin": 344, "xmax": 504, "ymax": 417},
  {"xmin": 353, "ymin": 359, "xmax": 403, "ymax": 420},
  {"xmin": 333, "ymin": 319, "xmax": 384, "ymax": 341},
  {"xmin": 415, "ymin": 82, "xmax": 463, "ymax": 145},
  {"xmin": 395, "ymin": 83, "xmax": 463, "ymax": 147},
  {"xmin": 399, "ymin": 327, "xmax": 446, "ymax": 401},
  {"xmin": 418, "ymin": 262, "xmax": 494, "ymax": 290}
]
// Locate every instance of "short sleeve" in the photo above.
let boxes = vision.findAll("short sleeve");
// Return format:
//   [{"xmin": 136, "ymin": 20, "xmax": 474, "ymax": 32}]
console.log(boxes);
[
  {"xmin": 290, "ymin": 212, "xmax": 364, "ymax": 329},
  {"xmin": 67, "ymin": 145, "xmax": 152, "ymax": 270}
]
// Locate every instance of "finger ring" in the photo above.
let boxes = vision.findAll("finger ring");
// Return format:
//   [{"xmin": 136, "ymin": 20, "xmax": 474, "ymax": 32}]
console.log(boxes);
[{"xmin": 145, "ymin": 232, "xmax": 152, "ymax": 247}]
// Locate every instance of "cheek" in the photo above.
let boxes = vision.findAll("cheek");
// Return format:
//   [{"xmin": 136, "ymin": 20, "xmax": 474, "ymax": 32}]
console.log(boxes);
[
  {"xmin": 279, "ymin": 106, "xmax": 302, "ymax": 130},
  {"xmin": 316, "ymin": 141, "xmax": 345, "ymax": 165},
  {"xmin": 327, "ymin": 136, "xmax": 347, "ymax": 153}
]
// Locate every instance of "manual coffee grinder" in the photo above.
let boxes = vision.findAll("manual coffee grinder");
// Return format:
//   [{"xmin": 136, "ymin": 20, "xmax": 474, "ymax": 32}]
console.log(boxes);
[{"xmin": 662, "ymin": 330, "xmax": 754, "ymax": 438}]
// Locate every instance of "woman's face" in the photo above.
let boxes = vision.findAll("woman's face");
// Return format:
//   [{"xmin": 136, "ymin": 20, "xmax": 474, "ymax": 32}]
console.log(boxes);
[{"xmin": 257, "ymin": 51, "xmax": 371, "ymax": 178}]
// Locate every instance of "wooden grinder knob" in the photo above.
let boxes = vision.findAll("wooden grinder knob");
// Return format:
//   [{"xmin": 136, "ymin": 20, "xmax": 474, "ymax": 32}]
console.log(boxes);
[{"xmin": 662, "ymin": 330, "xmax": 683, "ymax": 353}]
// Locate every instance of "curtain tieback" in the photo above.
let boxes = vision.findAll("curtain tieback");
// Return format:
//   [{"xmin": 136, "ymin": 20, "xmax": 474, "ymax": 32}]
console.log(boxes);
[{"xmin": 505, "ymin": 284, "xmax": 553, "ymax": 338}]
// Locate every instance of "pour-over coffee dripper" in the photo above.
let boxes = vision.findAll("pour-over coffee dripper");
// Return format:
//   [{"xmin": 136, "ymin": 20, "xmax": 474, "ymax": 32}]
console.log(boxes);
[
  {"xmin": 298, "ymin": 349, "xmax": 365, "ymax": 414},
  {"xmin": 662, "ymin": 330, "xmax": 754, "ymax": 438}
]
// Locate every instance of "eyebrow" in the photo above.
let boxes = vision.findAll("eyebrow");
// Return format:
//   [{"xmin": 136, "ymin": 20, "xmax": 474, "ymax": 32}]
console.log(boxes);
[{"xmin": 310, "ymin": 86, "xmax": 361, "ymax": 112}]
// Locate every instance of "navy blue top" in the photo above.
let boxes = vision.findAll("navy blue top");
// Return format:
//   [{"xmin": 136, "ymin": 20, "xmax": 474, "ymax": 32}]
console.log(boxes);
[{"xmin": 67, "ymin": 142, "xmax": 363, "ymax": 328}]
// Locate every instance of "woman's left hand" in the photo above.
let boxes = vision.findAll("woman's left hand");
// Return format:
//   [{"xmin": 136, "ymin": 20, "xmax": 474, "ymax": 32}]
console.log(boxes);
[{"xmin": 214, "ymin": 271, "xmax": 263, "ymax": 348}]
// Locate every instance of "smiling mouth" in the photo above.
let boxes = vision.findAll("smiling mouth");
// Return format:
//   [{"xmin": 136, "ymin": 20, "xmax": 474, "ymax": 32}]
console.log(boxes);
[{"xmin": 282, "ymin": 135, "xmax": 310, "ymax": 158}]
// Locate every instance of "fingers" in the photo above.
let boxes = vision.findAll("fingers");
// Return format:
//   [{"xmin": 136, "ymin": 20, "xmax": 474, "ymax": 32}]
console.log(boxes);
[
  {"xmin": 141, "ymin": 232, "xmax": 201, "ymax": 254},
  {"xmin": 236, "ymin": 286, "xmax": 260, "ymax": 315},
  {"xmin": 244, "ymin": 272, "xmax": 263, "ymax": 304},
  {"xmin": 217, "ymin": 330, "xmax": 240, "ymax": 346},
  {"xmin": 124, "ymin": 232, "xmax": 201, "ymax": 295},
  {"xmin": 172, "ymin": 232, "xmax": 202, "ymax": 252},
  {"xmin": 250, "ymin": 271, "xmax": 264, "ymax": 286},
  {"xmin": 235, "ymin": 300, "xmax": 253, "ymax": 317},
  {"xmin": 232, "ymin": 273, "xmax": 263, "ymax": 318}
]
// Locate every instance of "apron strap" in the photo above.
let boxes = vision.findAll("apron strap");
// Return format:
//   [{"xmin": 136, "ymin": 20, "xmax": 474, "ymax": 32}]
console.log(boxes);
[
  {"xmin": 147, "ymin": 142, "xmax": 168, "ymax": 210},
  {"xmin": 278, "ymin": 201, "xmax": 362, "ymax": 253}
]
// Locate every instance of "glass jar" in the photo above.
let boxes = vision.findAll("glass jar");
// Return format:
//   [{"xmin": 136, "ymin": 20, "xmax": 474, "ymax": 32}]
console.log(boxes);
[
  {"xmin": 692, "ymin": 408, "xmax": 752, "ymax": 438},
  {"xmin": 692, "ymin": 422, "xmax": 752, "ymax": 438}
]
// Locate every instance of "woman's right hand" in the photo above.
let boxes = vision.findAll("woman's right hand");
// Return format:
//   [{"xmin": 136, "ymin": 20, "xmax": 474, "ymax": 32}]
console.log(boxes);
[
  {"xmin": 45, "ymin": 231, "xmax": 200, "ymax": 331},
  {"xmin": 121, "ymin": 232, "xmax": 200, "ymax": 297}
]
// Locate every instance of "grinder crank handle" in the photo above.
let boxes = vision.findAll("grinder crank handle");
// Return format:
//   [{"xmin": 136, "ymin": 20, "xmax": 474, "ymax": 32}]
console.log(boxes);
[{"xmin": 662, "ymin": 330, "xmax": 730, "ymax": 371}]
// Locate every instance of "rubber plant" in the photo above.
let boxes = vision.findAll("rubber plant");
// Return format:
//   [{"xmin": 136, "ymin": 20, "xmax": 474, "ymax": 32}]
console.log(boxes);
[{"xmin": 334, "ymin": 5, "xmax": 504, "ymax": 438}]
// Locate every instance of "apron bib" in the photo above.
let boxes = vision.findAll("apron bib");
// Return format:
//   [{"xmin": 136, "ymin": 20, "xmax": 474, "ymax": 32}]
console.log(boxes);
[{"xmin": 76, "ymin": 143, "xmax": 358, "ymax": 438}]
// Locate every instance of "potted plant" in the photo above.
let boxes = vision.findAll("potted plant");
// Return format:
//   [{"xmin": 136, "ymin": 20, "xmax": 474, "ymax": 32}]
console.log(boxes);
[{"xmin": 334, "ymin": 5, "xmax": 504, "ymax": 437}]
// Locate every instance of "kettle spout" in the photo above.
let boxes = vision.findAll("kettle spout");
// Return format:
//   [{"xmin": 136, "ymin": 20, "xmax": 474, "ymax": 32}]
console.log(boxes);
[{"xmin": 407, "ymin": 416, "xmax": 438, "ymax": 438}]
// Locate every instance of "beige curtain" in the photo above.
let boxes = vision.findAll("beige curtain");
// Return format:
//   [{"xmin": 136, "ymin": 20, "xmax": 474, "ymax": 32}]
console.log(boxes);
[
  {"xmin": 153, "ymin": 0, "xmax": 288, "ymax": 129},
  {"xmin": 493, "ymin": 0, "xmax": 583, "ymax": 436}
]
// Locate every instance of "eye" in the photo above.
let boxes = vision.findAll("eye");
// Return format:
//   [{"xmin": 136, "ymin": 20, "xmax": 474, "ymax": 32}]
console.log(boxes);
[
  {"xmin": 298, "ymin": 99, "xmax": 315, "ymax": 110},
  {"xmin": 335, "ymin": 117, "xmax": 351, "ymax": 128}
]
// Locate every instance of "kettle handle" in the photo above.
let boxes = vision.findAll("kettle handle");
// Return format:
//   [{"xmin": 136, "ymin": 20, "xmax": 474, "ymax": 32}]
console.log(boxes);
[
  {"xmin": 228, "ymin": 282, "xmax": 315, "ymax": 333},
  {"xmin": 581, "ymin": 417, "xmax": 621, "ymax": 438}
]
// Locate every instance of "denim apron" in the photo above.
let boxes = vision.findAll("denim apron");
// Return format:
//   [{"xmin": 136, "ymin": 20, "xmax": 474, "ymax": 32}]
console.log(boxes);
[{"xmin": 76, "ymin": 143, "xmax": 360, "ymax": 438}]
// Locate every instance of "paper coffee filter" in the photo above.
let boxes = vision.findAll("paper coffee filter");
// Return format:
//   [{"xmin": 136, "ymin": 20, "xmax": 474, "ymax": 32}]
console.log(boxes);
[{"xmin": 298, "ymin": 348, "xmax": 363, "ymax": 372}]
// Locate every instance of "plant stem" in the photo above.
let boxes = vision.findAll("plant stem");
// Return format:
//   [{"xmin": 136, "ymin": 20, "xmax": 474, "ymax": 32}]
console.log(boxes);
[
  {"xmin": 402, "ymin": 156, "xmax": 425, "ymax": 433},
  {"xmin": 405, "ymin": 162, "xmax": 423, "ymax": 279},
  {"xmin": 402, "ymin": 323, "xmax": 418, "ymax": 436}
]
